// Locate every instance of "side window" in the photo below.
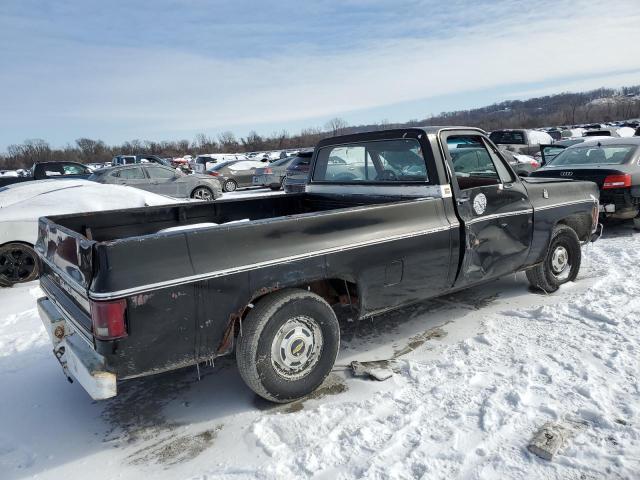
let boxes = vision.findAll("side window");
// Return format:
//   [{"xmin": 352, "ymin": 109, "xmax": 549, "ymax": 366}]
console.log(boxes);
[
  {"xmin": 447, "ymin": 135, "xmax": 512, "ymax": 189},
  {"xmin": 119, "ymin": 167, "xmax": 145, "ymax": 180},
  {"xmin": 147, "ymin": 167, "xmax": 176, "ymax": 179},
  {"xmin": 313, "ymin": 139, "xmax": 428, "ymax": 183}
]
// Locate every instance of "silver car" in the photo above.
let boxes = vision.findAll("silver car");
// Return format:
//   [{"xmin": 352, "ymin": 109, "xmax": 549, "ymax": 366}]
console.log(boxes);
[{"xmin": 89, "ymin": 164, "xmax": 222, "ymax": 200}]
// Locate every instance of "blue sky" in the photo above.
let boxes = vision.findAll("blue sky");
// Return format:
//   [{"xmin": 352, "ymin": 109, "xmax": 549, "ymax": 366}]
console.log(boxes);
[{"xmin": 1, "ymin": 0, "xmax": 640, "ymax": 151}]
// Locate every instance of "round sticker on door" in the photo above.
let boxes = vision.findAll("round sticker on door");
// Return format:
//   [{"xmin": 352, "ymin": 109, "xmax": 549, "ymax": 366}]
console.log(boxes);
[{"xmin": 473, "ymin": 193, "xmax": 487, "ymax": 215}]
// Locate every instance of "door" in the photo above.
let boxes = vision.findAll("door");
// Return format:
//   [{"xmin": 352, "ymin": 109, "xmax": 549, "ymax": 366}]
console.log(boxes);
[
  {"xmin": 227, "ymin": 161, "xmax": 262, "ymax": 187},
  {"xmin": 111, "ymin": 166, "xmax": 149, "ymax": 190},
  {"xmin": 441, "ymin": 131, "xmax": 533, "ymax": 286},
  {"xmin": 145, "ymin": 166, "xmax": 182, "ymax": 196}
]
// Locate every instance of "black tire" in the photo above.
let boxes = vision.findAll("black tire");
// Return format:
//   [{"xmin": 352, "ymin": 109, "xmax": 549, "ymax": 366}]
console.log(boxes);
[
  {"xmin": 634, "ymin": 216, "xmax": 640, "ymax": 231},
  {"xmin": 223, "ymin": 179, "xmax": 237, "ymax": 193},
  {"xmin": 0, "ymin": 243, "xmax": 40, "ymax": 286},
  {"xmin": 526, "ymin": 225, "xmax": 581, "ymax": 293},
  {"xmin": 236, "ymin": 288, "xmax": 340, "ymax": 403},
  {"xmin": 190, "ymin": 186, "xmax": 214, "ymax": 201}
]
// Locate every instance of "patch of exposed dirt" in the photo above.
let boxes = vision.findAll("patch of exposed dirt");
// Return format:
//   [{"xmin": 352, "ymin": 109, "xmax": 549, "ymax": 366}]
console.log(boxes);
[
  {"xmin": 127, "ymin": 426, "xmax": 222, "ymax": 466},
  {"xmin": 393, "ymin": 323, "xmax": 450, "ymax": 358},
  {"xmin": 253, "ymin": 373, "xmax": 348, "ymax": 414}
]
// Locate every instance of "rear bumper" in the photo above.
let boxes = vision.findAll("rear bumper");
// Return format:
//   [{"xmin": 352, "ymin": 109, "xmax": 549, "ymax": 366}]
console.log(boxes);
[
  {"xmin": 37, "ymin": 297, "xmax": 117, "ymax": 400},
  {"xmin": 590, "ymin": 223, "xmax": 603, "ymax": 243}
]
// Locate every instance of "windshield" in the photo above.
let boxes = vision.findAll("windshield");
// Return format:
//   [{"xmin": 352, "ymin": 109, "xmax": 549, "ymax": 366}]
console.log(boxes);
[{"xmin": 548, "ymin": 144, "xmax": 636, "ymax": 166}]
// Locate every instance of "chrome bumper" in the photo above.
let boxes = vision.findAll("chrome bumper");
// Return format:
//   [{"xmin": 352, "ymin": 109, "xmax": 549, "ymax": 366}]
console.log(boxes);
[
  {"xmin": 37, "ymin": 297, "xmax": 117, "ymax": 400},
  {"xmin": 590, "ymin": 223, "xmax": 603, "ymax": 243}
]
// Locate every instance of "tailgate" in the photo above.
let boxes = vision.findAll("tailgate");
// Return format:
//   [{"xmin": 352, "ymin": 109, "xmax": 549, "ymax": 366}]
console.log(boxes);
[{"xmin": 35, "ymin": 217, "xmax": 95, "ymax": 331}]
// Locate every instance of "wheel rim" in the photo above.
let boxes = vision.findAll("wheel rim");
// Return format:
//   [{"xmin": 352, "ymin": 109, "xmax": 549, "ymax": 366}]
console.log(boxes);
[
  {"xmin": 271, "ymin": 316, "xmax": 323, "ymax": 380},
  {"xmin": 193, "ymin": 188, "xmax": 212, "ymax": 200},
  {"xmin": 550, "ymin": 245, "xmax": 571, "ymax": 280},
  {"xmin": 0, "ymin": 247, "xmax": 36, "ymax": 282},
  {"xmin": 225, "ymin": 181, "xmax": 236, "ymax": 192}
]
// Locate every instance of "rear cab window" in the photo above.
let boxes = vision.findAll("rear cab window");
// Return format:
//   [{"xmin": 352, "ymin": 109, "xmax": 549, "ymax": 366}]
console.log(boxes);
[
  {"xmin": 312, "ymin": 139, "xmax": 429, "ymax": 183},
  {"xmin": 489, "ymin": 130, "xmax": 526, "ymax": 145}
]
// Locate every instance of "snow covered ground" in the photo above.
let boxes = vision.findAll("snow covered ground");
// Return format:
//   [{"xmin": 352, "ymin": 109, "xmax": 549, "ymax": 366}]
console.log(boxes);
[{"xmin": 1, "ymin": 219, "xmax": 639, "ymax": 479}]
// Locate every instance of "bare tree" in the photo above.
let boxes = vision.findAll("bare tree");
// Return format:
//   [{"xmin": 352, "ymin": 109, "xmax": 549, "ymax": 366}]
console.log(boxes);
[{"xmin": 324, "ymin": 117, "xmax": 349, "ymax": 136}]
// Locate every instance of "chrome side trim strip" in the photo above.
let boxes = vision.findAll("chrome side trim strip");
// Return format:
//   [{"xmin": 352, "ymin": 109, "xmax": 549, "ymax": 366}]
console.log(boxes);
[
  {"xmin": 305, "ymin": 184, "xmax": 451, "ymax": 198},
  {"xmin": 466, "ymin": 209, "xmax": 533, "ymax": 225},
  {"xmin": 89, "ymin": 224, "xmax": 457, "ymax": 300},
  {"xmin": 535, "ymin": 198, "xmax": 598, "ymax": 211}
]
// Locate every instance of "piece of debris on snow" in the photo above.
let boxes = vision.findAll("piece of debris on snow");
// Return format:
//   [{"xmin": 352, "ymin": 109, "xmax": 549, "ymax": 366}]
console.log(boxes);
[
  {"xmin": 528, "ymin": 417, "xmax": 587, "ymax": 461},
  {"xmin": 350, "ymin": 360, "xmax": 393, "ymax": 381}
]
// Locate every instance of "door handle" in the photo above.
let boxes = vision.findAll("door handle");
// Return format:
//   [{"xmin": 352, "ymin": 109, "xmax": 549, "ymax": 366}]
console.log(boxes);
[{"xmin": 457, "ymin": 197, "xmax": 470, "ymax": 205}]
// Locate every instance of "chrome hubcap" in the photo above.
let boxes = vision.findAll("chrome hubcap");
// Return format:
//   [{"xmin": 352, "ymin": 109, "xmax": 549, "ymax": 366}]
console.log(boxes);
[
  {"xmin": 271, "ymin": 316, "xmax": 323, "ymax": 380},
  {"xmin": 225, "ymin": 181, "xmax": 236, "ymax": 192},
  {"xmin": 551, "ymin": 245, "xmax": 570, "ymax": 278}
]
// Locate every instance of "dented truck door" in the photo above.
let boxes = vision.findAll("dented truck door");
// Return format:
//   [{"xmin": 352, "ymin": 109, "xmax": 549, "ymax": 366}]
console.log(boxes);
[{"xmin": 439, "ymin": 130, "xmax": 534, "ymax": 286}]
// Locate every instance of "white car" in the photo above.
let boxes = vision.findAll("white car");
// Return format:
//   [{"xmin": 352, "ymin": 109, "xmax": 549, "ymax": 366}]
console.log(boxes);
[{"xmin": 0, "ymin": 179, "xmax": 178, "ymax": 286}]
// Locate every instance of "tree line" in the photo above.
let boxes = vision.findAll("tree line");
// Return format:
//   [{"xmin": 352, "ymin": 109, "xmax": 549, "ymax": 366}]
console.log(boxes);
[{"xmin": 2, "ymin": 86, "xmax": 639, "ymax": 170}]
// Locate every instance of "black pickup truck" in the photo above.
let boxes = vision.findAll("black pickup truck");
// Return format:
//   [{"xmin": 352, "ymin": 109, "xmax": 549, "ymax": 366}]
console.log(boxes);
[
  {"xmin": 35, "ymin": 127, "xmax": 601, "ymax": 403},
  {"xmin": 0, "ymin": 161, "xmax": 93, "ymax": 187}
]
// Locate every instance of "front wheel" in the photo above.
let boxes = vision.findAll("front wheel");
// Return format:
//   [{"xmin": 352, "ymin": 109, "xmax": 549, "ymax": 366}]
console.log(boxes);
[
  {"xmin": 191, "ymin": 186, "xmax": 214, "ymax": 201},
  {"xmin": 236, "ymin": 289, "xmax": 340, "ymax": 403},
  {"xmin": 526, "ymin": 225, "xmax": 581, "ymax": 293},
  {"xmin": 0, "ymin": 243, "xmax": 40, "ymax": 286},
  {"xmin": 223, "ymin": 179, "xmax": 237, "ymax": 192}
]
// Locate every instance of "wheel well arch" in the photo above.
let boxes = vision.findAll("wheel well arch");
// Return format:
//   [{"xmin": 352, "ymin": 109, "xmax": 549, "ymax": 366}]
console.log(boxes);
[
  {"xmin": 0, "ymin": 240, "xmax": 35, "ymax": 248},
  {"xmin": 217, "ymin": 277, "xmax": 360, "ymax": 355},
  {"xmin": 190, "ymin": 184, "xmax": 213, "ymax": 196},
  {"xmin": 556, "ymin": 212, "xmax": 593, "ymax": 242}
]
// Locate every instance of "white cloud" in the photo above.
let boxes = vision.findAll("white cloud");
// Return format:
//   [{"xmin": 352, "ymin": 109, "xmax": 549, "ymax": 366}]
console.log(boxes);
[{"xmin": 1, "ymin": 0, "xmax": 640, "ymax": 144}]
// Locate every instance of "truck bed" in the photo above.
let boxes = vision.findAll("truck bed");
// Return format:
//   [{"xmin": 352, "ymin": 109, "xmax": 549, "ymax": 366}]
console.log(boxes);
[{"xmin": 37, "ymin": 192, "xmax": 448, "ymax": 297}]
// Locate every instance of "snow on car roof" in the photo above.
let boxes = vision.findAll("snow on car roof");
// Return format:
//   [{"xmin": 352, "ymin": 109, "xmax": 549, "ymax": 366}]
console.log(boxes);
[{"xmin": 0, "ymin": 179, "xmax": 179, "ymax": 217}]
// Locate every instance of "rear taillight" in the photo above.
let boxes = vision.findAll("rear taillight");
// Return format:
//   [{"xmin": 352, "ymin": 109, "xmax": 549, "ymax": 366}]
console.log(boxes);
[
  {"xmin": 530, "ymin": 161, "xmax": 540, "ymax": 169},
  {"xmin": 90, "ymin": 299, "xmax": 127, "ymax": 340},
  {"xmin": 264, "ymin": 167, "xmax": 272, "ymax": 174},
  {"xmin": 603, "ymin": 174, "xmax": 631, "ymax": 189},
  {"xmin": 208, "ymin": 171, "xmax": 220, "ymax": 176}
]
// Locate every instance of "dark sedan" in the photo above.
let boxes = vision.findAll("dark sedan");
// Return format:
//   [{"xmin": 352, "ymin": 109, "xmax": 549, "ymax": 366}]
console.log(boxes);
[
  {"xmin": 283, "ymin": 151, "xmax": 313, "ymax": 193},
  {"xmin": 531, "ymin": 137, "xmax": 640, "ymax": 225}
]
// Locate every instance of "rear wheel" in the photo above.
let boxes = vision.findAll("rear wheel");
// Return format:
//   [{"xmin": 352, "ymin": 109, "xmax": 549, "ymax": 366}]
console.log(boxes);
[
  {"xmin": 236, "ymin": 289, "xmax": 340, "ymax": 403},
  {"xmin": 223, "ymin": 179, "xmax": 237, "ymax": 192},
  {"xmin": 0, "ymin": 243, "xmax": 40, "ymax": 286},
  {"xmin": 191, "ymin": 186, "xmax": 214, "ymax": 201},
  {"xmin": 526, "ymin": 225, "xmax": 581, "ymax": 293},
  {"xmin": 270, "ymin": 179, "xmax": 283, "ymax": 191},
  {"xmin": 634, "ymin": 215, "xmax": 640, "ymax": 231}
]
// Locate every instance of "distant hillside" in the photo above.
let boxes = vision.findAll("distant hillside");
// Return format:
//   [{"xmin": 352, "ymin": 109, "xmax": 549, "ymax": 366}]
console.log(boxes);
[{"xmin": 339, "ymin": 85, "xmax": 640, "ymax": 135}]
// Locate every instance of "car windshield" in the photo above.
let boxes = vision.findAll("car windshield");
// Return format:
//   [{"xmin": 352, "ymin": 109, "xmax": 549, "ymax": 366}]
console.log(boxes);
[{"xmin": 547, "ymin": 144, "xmax": 636, "ymax": 166}]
